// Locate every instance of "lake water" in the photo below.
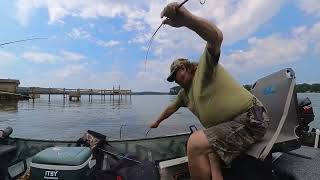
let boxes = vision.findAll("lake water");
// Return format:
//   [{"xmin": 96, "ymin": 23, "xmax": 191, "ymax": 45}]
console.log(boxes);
[{"xmin": 0, "ymin": 93, "xmax": 319, "ymax": 140}]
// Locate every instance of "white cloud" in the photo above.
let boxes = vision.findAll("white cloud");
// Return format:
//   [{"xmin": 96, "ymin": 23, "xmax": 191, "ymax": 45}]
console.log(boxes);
[
  {"xmin": 128, "ymin": 32, "xmax": 151, "ymax": 44},
  {"xmin": 103, "ymin": 71, "xmax": 123, "ymax": 82},
  {"xmin": 0, "ymin": 51, "xmax": 17, "ymax": 67},
  {"xmin": 222, "ymin": 21, "xmax": 320, "ymax": 72},
  {"xmin": 0, "ymin": 51, "xmax": 17, "ymax": 61},
  {"xmin": 223, "ymin": 35, "xmax": 307, "ymax": 71},
  {"xmin": 14, "ymin": 0, "xmax": 290, "ymax": 67},
  {"xmin": 53, "ymin": 64, "xmax": 86, "ymax": 78},
  {"xmin": 215, "ymin": 0, "xmax": 284, "ymax": 44},
  {"xmin": 22, "ymin": 50, "xmax": 87, "ymax": 63},
  {"xmin": 67, "ymin": 28, "xmax": 120, "ymax": 48},
  {"xmin": 123, "ymin": 19, "xmax": 145, "ymax": 31},
  {"xmin": 294, "ymin": 22, "xmax": 320, "ymax": 55},
  {"xmin": 132, "ymin": 59, "xmax": 172, "ymax": 91},
  {"xmin": 15, "ymin": 0, "xmax": 145, "ymax": 26},
  {"xmin": 67, "ymin": 28, "xmax": 91, "ymax": 40},
  {"xmin": 298, "ymin": 0, "xmax": 320, "ymax": 17},
  {"xmin": 129, "ymin": 0, "xmax": 286, "ymax": 60},
  {"xmin": 13, "ymin": 0, "xmax": 320, "ymax": 91},
  {"xmin": 15, "ymin": 0, "xmax": 38, "ymax": 26},
  {"xmin": 97, "ymin": 40, "xmax": 120, "ymax": 48},
  {"xmin": 22, "ymin": 51, "xmax": 58, "ymax": 63},
  {"xmin": 137, "ymin": 59, "xmax": 170, "ymax": 82},
  {"xmin": 16, "ymin": 0, "xmax": 285, "ymax": 46},
  {"xmin": 60, "ymin": 50, "xmax": 86, "ymax": 61}
]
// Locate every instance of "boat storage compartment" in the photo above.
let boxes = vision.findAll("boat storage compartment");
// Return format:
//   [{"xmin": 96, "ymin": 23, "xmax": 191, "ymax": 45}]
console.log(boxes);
[
  {"xmin": 158, "ymin": 156, "xmax": 189, "ymax": 180},
  {"xmin": 30, "ymin": 147, "xmax": 93, "ymax": 180}
]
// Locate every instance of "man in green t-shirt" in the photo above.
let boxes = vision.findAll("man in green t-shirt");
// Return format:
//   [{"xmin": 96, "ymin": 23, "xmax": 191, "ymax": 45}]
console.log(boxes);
[{"xmin": 150, "ymin": 2, "xmax": 270, "ymax": 180}]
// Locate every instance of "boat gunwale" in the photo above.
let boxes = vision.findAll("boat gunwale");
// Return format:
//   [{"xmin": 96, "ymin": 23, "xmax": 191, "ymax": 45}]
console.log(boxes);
[{"xmin": 8, "ymin": 132, "xmax": 191, "ymax": 143}]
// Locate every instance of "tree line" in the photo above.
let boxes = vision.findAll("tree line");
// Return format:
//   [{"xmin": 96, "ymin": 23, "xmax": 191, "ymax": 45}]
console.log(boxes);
[{"xmin": 170, "ymin": 83, "xmax": 320, "ymax": 95}]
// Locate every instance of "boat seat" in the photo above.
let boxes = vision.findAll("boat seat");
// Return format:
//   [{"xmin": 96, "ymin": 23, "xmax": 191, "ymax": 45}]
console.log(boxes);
[
  {"xmin": 0, "ymin": 144, "xmax": 17, "ymax": 179},
  {"xmin": 0, "ymin": 144, "xmax": 17, "ymax": 158},
  {"xmin": 246, "ymin": 68, "xmax": 301, "ymax": 160}
]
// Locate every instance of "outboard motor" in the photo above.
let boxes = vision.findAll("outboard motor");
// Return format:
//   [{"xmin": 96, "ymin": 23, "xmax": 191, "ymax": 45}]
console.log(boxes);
[
  {"xmin": 0, "ymin": 127, "xmax": 17, "ymax": 180},
  {"xmin": 295, "ymin": 97, "xmax": 315, "ymax": 138}
]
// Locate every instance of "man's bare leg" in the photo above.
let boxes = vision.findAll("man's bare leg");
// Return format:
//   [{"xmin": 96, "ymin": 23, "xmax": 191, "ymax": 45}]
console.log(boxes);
[
  {"xmin": 208, "ymin": 152, "xmax": 223, "ymax": 180},
  {"xmin": 187, "ymin": 130, "xmax": 223, "ymax": 180}
]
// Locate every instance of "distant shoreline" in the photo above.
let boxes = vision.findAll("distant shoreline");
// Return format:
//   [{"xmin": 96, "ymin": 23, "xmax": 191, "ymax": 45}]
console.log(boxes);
[
  {"xmin": 131, "ymin": 92, "xmax": 170, "ymax": 95},
  {"xmin": 17, "ymin": 87, "xmax": 170, "ymax": 95}
]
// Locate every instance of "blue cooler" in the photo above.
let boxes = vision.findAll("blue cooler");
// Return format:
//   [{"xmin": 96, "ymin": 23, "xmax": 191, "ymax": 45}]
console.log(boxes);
[{"xmin": 30, "ymin": 147, "xmax": 93, "ymax": 180}]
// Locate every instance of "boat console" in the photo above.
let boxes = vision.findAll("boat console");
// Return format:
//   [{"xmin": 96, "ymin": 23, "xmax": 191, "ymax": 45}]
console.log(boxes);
[
  {"xmin": 248, "ymin": 68, "xmax": 301, "ymax": 159},
  {"xmin": 221, "ymin": 68, "xmax": 304, "ymax": 180}
]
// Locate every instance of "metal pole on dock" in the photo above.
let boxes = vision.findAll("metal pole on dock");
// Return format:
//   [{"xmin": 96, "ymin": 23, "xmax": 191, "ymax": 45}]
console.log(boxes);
[
  {"xmin": 125, "ymin": 90, "xmax": 127, "ymax": 100},
  {"xmin": 49, "ymin": 88, "xmax": 51, "ymax": 103},
  {"xmin": 119, "ymin": 85, "xmax": 121, "ymax": 101},
  {"xmin": 89, "ymin": 89, "xmax": 90, "ymax": 102},
  {"xmin": 113, "ymin": 86, "xmax": 115, "ymax": 102},
  {"xmin": 31, "ymin": 87, "xmax": 35, "ymax": 103},
  {"xmin": 90, "ymin": 89, "xmax": 93, "ymax": 102},
  {"xmin": 77, "ymin": 88, "xmax": 80, "ymax": 101}
]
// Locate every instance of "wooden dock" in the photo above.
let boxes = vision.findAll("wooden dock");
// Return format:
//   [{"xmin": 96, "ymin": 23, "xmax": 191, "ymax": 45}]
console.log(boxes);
[
  {"xmin": 28, "ymin": 86, "xmax": 131, "ymax": 102},
  {"xmin": 0, "ymin": 91, "xmax": 30, "ymax": 100}
]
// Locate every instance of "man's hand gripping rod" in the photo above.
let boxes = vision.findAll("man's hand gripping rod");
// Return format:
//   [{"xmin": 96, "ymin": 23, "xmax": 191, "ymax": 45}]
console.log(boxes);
[{"xmin": 145, "ymin": 0, "xmax": 189, "ymax": 67}]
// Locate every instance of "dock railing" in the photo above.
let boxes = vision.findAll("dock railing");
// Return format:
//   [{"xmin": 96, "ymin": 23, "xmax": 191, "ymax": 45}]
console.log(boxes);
[{"xmin": 28, "ymin": 86, "xmax": 131, "ymax": 102}]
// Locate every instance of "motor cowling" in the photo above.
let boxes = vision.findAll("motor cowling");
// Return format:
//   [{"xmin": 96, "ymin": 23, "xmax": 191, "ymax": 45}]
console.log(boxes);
[{"xmin": 295, "ymin": 97, "xmax": 315, "ymax": 137}]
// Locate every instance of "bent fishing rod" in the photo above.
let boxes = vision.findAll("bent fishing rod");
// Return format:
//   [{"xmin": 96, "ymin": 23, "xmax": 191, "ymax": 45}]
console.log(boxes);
[{"xmin": 145, "ymin": 0, "xmax": 206, "ymax": 68}]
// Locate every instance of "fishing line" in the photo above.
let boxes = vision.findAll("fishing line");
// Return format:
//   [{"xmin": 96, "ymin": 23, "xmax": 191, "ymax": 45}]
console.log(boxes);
[
  {"xmin": 0, "ymin": 37, "xmax": 48, "ymax": 47},
  {"xmin": 144, "ymin": 0, "xmax": 206, "ymax": 71},
  {"xmin": 145, "ymin": 128, "xmax": 152, "ymax": 137}
]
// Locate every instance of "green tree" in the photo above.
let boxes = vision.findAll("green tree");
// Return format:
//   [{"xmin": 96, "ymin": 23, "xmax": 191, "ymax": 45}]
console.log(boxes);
[
  {"xmin": 295, "ymin": 83, "xmax": 320, "ymax": 93},
  {"xmin": 243, "ymin": 84, "xmax": 252, "ymax": 91},
  {"xmin": 170, "ymin": 86, "xmax": 181, "ymax": 95}
]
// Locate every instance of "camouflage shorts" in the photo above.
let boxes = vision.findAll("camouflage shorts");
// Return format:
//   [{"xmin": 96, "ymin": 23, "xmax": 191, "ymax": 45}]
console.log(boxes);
[{"xmin": 204, "ymin": 106, "xmax": 270, "ymax": 165}]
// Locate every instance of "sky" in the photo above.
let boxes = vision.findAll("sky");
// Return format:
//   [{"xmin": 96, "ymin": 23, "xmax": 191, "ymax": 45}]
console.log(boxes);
[{"xmin": 0, "ymin": 0, "xmax": 319, "ymax": 92}]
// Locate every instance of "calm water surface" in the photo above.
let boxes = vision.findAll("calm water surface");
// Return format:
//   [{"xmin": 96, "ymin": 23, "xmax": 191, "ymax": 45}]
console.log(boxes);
[
  {"xmin": 0, "ymin": 93, "xmax": 319, "ymax": 140},
  {"xmin": 0, "ymin": 95, "xmax": 201, "ymax": 140}
]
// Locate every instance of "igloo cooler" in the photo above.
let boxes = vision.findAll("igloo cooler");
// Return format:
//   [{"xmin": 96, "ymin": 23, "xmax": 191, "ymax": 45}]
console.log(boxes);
[{"xmin": 30, "ymin": 147, "xmax": 93, "ymax": 180}]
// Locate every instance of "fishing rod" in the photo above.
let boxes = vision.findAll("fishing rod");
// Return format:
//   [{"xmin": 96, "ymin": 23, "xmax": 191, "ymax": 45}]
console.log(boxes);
[
  {"xmin": 0, "ymin": 37, "xmax": 48, "ymax": 47},
  {"xmin": 97, "ymin": 147, "xmax": 141, "ymax": 164},
  {"xmin": 144, "ymin": 0, "xmax": 206, "ymax": 69}
]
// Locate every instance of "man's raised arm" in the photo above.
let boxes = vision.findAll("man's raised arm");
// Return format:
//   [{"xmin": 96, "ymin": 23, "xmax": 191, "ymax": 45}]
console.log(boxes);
[{"xmin": 161, "ymin": 2, "xmax": 223, "ymax": 56}]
